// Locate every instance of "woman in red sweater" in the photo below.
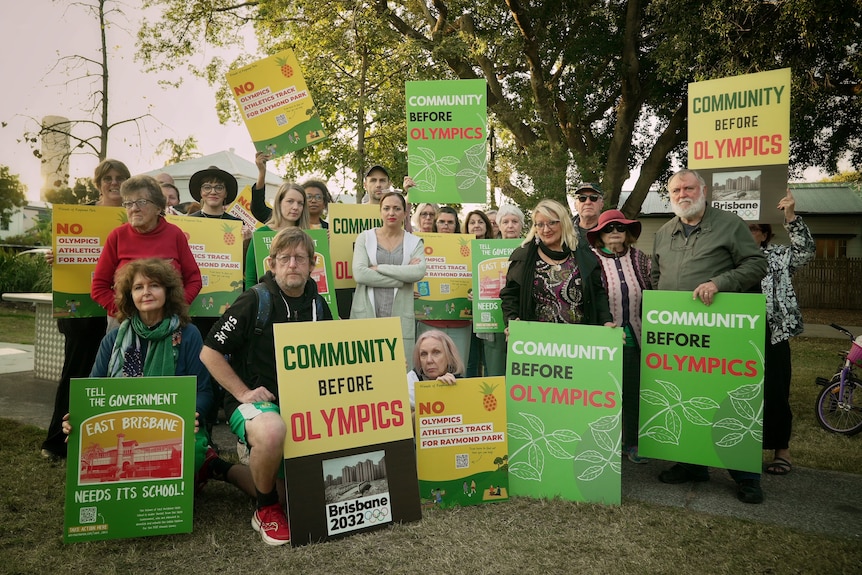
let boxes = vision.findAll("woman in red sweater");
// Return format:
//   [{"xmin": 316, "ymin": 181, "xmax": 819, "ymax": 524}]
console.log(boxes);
[{"xmin": 91, "ymin": 175, "xmax": 202, "ymax": 317}]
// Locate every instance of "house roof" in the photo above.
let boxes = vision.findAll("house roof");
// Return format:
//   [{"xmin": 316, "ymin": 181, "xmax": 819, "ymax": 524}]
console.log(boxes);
[{"xmin": 619, "ymin": 182, "xmax": 862, "ymax": 216}]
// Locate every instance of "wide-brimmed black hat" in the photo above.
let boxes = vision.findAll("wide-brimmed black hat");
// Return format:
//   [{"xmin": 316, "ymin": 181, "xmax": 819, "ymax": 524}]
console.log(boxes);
[{"xmin": 189, "ymin": 166, "xmax": 238, "ymax": 204}]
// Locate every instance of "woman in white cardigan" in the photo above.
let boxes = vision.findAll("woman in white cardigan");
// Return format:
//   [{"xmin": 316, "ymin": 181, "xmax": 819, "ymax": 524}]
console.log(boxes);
[{"xmin": 350, "ymin": 192, "xmax": 427, "ymax": 365}]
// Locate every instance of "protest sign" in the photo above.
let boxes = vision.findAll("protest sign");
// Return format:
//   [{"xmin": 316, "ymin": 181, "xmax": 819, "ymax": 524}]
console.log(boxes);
[
  {"xmin": 688, "ymin": 68, "xmax": 791, "ymax": 222},
  {"xmin": 64, "ymin": 376, "xmax": 196, "ymax": 542},
  {"xmin": 415, "ymin": 376, "xmax": 508, "ymax": 508},
  {"xmin": 506, "ymin": 321, "xmax": 623, "ymax": 504},
  {"xmin": 166, "ymin": 216, "xmax": 243, "ymax": 317},
  {"xmin": 471, "ymin": 239, "xmax": 519, "ymax": 333},
  {"xmin": 274, "ymin": 317, "xmax": 420, "ymax": 545},
  {"xmin": 52, "ymin": 204, "xmax": 125, "ymax": 318},
  {"xmin": 639, "ymin": 291, "xmax": 766, "ymax": 473},
  {"xmin": 226, "ymin": 185, "xmax": 266, "ymax": 230},
  {"xmin": 250, "ymin": 228, "xmax": 339, "ymax": 319},
  {"xmin": 226, "ymin": 49, "xmax": 327, "ymax": 158},
  {"xmin": 328, "ymin": 204, "xmax": 383, "ymax": 290},
  {"xmin": 414, "ymin": 233, "xmax": 473, "ymax": 321},
  {"xmin": 406, "ymin": 79, "xmax": 488, "ymax": 203}
]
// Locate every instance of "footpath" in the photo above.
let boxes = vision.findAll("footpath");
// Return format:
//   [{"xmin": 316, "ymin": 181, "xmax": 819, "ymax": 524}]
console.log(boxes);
[{"xmin": 1, "ymin": 325, "xmax": 860, "ymax": 540}]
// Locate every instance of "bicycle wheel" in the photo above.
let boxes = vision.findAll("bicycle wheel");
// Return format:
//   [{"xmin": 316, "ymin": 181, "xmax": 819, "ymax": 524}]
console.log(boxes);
[{"xmin": 815, "ymin": 376, "xmax": 862, "ymax": 435}]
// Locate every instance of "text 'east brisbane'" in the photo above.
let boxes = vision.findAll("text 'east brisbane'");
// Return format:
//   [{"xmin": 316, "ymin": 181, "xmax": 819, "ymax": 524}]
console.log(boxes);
[{"xmin": 282, "ymin": 338, "xmax": 399, "ymax": 370}]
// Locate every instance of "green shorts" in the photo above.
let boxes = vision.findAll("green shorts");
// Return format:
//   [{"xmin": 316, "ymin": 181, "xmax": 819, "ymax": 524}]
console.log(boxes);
[{"xmin": 228, "ymin": 401, "xmax": 281, "ymax": 446}]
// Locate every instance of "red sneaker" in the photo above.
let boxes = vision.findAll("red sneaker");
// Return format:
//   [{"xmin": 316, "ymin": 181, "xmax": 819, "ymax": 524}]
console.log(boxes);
[
  {"xmin": 252, "ymin": 503, "xmax": 291, "ymax": 545},
  {"xmin": 195, "ymin": 447, "xmax": 219, "ymax": 493}
]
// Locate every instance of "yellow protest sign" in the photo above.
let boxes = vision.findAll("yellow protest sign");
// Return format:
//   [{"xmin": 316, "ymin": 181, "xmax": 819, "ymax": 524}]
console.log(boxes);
[
  {"xmin": 226, "ymin": 49, "xmax": 327, "ymax": 158},
  {"xmin": 275, "ymin": 317, "xmax": 413, "ymax": 459},
  {"xmin": 166, "ymin": 217, "xmax": 244, "ymax": 317},
  {"xmin": 52, "ymin": 204, "xmax": 126, "ymax": 318},
  {"xmin": 327, "ymin": 204, "xmax": 383, "ymax": 289},
  {"xmin": 688, "ymin": 68, "xmax": 790, "ymax": 169},
  {"xmin": 226, "ymin": 185, "xmax": 266, "ymax": 230},
  {"xmin": 414, "ymin": 233, "xmax": 473, "ymax": 320}
]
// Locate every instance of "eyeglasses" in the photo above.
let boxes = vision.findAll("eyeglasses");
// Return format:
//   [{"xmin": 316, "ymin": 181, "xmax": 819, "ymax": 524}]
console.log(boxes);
[
  {"xmin": 274, "ymin": 254, "xmax": 310, "ymax": 265},
  {"xmin": 420, "ymin": 212, "xmax": 435, "ymax": 218},
  {"xmin": 601, "ymin": 223, "xmax": 628, "ymax": 234},
  {"xmin": 534, "ymin": 220, "xmax": 561, "ymax": 230},
  {"xmin": 201, "ymin": 184, "xmax": 226, "ymax": 194},
  {"xmin": 577, "ymin": 194, "xmax": 601, "ymax": 203},
  {"xmin": 306, "ymin": 194, "xmax": 324, "ymax": 201},
  {"xmin": 122, "ymin": 199, "xmax": 154, "ymax": 209}
]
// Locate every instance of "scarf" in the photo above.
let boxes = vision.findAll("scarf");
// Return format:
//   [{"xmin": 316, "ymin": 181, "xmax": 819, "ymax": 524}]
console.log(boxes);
[{"xmin": 107, "ymin": 314, "xmax": 182, "ymax": 378}]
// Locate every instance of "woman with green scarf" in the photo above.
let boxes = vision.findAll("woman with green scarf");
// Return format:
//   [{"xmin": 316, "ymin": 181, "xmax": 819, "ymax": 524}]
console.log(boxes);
[{"xmin": 63, "ymin": 258, "xmax": 254, "ymax": 494}]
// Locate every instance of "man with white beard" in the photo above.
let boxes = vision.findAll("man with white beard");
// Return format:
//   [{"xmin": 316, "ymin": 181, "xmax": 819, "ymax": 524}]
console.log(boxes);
[{"xmin": 650, "ymin": 168, "xmax": 767, "ymax": 504}]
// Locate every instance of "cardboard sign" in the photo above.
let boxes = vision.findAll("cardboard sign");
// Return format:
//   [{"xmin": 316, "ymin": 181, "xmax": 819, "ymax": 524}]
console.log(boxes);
[
  {"xmin": 415, "ymin": 376, "xmax": 509, "ymax": 508},
  {"xmin": 250, "ymin": 228, "xmax": 339, "ymax": 319},
  {"xmin": 64, "ymin": 376, "xmax": 196, "ymax": 542},
  {"xmin": 638, "ymin": 291, "xmax": 765, "ymax": 473},
  {"xmin": 52, "ymin": 204, "xmax": 125, "ymax": 318},
  {"xmin": 406, "ymin": 79, "xmax": 488, "ymax": 203},
  {"xmin": 274, "ymin": 317, "xmax": 420, "ymax": 545},
  {"xmin": 226, "ymin": 48, "xmax": 327, "ymax": 157},
  {"xmin": 471, "ymin": 239, "xmax": 520, "ymax": 333},
  {"xmin": 506, "ymin": 321, "xmax": 623, "ymax": 504},
  {"xmin": 328, "ymin": 204, "xmax": 383, "ymax": 290},
  {"xmin": 166, "ymin": 216, "xmax": 243, "ymax": 317},
  {"xmin": 688, "ymin": 68, "xmax": 791, "ymax": 222},
  {"xmin": 414, "ymin": 233, "xmax": 473, "ymax": 321}
]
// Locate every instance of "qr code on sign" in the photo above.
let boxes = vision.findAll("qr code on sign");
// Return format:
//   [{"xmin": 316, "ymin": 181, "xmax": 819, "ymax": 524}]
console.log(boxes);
[
  {"xmin": 79, "ymin": 506, "xmax": 97, "ymax": 524},
  {"xmin": 275, "ymin": 114, "xmax": 288, "ymax": 126},
  {"xmin": 201, "ymin": 275, "xmax": 209, "ymax": 287},
  {"xmin": 440, "ymin": 284, "xmax": 451, "ymax": 295},
  {"xmin": 455, "ymin": 453, "xmax": 469, "ymax": 469}
]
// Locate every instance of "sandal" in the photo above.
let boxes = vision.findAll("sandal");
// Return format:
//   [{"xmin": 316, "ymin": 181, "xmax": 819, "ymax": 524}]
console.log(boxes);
[{"xmin": 765, "ymin": 457, "xmax": 792, "ymax": 476}]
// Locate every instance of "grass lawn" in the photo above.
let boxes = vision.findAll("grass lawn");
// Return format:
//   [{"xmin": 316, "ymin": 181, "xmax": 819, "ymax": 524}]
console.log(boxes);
[
  {"xmin": 1, "ymin": 421, "xmax": 857, "ymax": 574},
  {"xmin": 0, "ymin": 303, "xmax": 36, "ymax": 345}
]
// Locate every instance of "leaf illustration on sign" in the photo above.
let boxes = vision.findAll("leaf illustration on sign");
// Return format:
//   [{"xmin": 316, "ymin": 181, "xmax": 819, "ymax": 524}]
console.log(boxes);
[
  {"xmin": 507, "ymin": 411, "xmax": 581, "ymax": 482},
  {"xmin": 412, "ymin": 146, "xmax": 459, "ymax": 192},
  {"xmin": 639, "ymin": 378, "xmax": 719, "ymax": 445},
  {"xmin": 715, "ymin": 382, "xmax": 763, "ymax": 448},
  {"xmin": 573, "ymin": 412, "xmax": 622, "ymax": 482}
]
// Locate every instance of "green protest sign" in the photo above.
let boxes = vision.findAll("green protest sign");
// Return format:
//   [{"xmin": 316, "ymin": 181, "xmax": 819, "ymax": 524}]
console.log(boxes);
[
  {"xmin": 405, "ymin": 79, "xmax": 487, "ymax": 203},
  {"xmin": 471, "ymin": 239, "xmax": 520, "ymax": 333},
  {"xmin": 252, "ymin": 228, "xmax": 339, "ymax": 318},
  {"xmin": 639, "ymin": 291, "xmax": 766, "ymax": 472},
  {"xmin": 506, "ymin": 321, "xmax": 623, "ymax": 504},
  {"xmin": 64, "ymin": 377, "xmax": 196, "ymax": 542}
]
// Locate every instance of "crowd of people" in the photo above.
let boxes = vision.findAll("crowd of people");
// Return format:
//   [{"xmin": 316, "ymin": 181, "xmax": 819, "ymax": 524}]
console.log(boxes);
[{"xmin": 42, "ymin": 159, "xmax": 813, "ymax": 544}]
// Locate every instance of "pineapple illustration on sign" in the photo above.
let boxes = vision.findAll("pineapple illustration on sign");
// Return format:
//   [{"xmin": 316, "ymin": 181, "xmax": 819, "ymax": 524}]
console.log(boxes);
[
  {"xmin": 276, "ymin": 55, "xmax": 294, "ymax": 78},
  {"xmin": 222, "ymin": 222, "xmax": 237, "ymax": 246},
  {"xmin": 480, "ymin": 381, "xmax": 499, "ymax": 411},
  {"xmin": 458, "ymin": 236, "xmax": 471, "ymax": 258}
]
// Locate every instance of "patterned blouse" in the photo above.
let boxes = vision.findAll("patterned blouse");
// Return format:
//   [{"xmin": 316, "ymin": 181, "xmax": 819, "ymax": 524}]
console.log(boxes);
[
  {"xmin": 533, "ymin": 256, "xmax": 584, "ymax": 324},
  {"xmin": 762, "ymin": 217, "xmax": 815, "ymax": 344}
]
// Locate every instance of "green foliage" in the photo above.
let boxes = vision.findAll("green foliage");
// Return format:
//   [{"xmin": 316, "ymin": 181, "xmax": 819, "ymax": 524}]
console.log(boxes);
[
  {"xmin": 45, "ymin": 178, "xmax": 99, "ymax": 205},
  {"xmin": 0, "ymin": 249, "xmax": 52, "ymax": 295},
  {"xmin": 0, "ymin": 165, "xmax": 28, "ymax": 229},
  {"xmin": 156, "ymin": 136, "xmax": 202, "ymax": 165},
  {"xmin": 137, "ymin": 0, "xmax": 862, "ymax": 211},
  {"xmin": 1, "ymin": 211, "xmax": 51, "ymax": 246}
]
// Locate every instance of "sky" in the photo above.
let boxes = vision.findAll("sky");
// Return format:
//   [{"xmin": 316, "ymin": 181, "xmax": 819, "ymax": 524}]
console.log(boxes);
[
  {"xmin": 1, "ymin": 2, "xmax": 837, "ymax": 205},
  {"xmin": 2, "ymin": 1, "xmax": 254, "ymax": 202}
]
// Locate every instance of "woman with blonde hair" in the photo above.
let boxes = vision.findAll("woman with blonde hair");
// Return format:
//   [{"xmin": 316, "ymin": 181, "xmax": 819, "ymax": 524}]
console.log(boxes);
[{"xmin": 500, "ymin": 199, "xmax": 612, "ymax": 327}]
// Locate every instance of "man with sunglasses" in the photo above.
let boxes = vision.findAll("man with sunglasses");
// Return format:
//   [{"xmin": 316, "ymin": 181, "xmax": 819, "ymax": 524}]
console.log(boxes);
[
  {"xmin": 572, "ymin": 182, "xmax": 605, "ymax": 242},
  {"xmin": 201, "ymin": 228, "xmax": 332, "ymax": 545}
]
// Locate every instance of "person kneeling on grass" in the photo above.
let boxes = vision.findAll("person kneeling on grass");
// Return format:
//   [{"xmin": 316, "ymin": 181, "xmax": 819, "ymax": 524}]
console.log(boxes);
[
  {"xmin": 201, "ymin": 228, "xmax": 333, "ymax": 546},
  {"xmin": 61, "ymin": 259, "xmax": 255, "ymax": 498}
]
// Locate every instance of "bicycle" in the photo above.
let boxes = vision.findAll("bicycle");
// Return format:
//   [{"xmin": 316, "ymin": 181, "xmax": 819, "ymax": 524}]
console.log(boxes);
[{"xmin": 814, "ymin": 323, "xmax": 862, "ymax": 435}]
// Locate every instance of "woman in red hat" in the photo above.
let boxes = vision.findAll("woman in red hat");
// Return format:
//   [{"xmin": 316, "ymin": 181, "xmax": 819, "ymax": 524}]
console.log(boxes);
[{"xmin": 587, "ymin": 209, "xmax": 652, "ymax": 464}]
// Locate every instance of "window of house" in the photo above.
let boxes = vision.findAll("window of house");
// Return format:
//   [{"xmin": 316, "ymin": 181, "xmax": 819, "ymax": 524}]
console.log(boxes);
[{"xmin": 815, "ymin": 237, "xmax": 848, "ymax": 259}]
